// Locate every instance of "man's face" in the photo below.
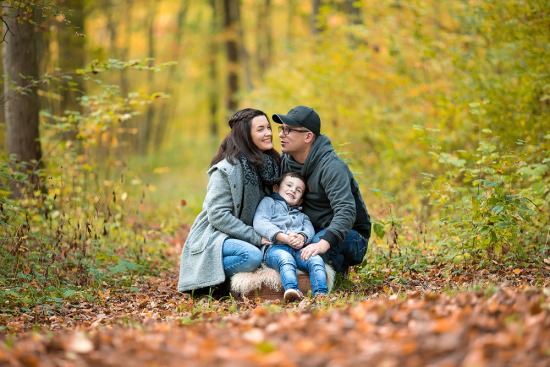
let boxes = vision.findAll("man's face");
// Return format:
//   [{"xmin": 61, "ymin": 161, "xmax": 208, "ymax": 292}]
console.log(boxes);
[{"xmin": 278, "ymin": 124, "xmax": 311, "ymax": 156}]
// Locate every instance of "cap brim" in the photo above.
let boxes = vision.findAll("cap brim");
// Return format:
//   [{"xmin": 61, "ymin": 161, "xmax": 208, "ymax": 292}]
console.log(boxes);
[{"xmin": 272, "ymin": 113, "xmax": 302, "ymax": 126}]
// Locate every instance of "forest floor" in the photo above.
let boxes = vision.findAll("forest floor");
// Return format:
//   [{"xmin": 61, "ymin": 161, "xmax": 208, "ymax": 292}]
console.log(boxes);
[{"xmin": 1, "ymin": 265, "xmax": 549, "ymax": 367}]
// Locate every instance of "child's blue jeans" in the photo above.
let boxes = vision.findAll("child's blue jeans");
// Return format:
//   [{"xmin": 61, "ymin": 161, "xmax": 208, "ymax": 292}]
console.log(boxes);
[{"xmin": 265, "ymin": 244, "xmax": 328, "ymax": 296}]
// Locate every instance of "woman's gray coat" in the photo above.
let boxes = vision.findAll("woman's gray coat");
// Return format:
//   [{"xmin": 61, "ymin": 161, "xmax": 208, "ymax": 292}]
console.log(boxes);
[{"xmin": 177, "ymin": 159, "xmax": 264, "ymax": 292}]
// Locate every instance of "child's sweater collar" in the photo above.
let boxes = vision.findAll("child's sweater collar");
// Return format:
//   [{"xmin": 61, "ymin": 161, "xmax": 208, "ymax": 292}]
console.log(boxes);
[{"xmin": 270, "ymin": 192, "xmax": 302, "ymax": 210}]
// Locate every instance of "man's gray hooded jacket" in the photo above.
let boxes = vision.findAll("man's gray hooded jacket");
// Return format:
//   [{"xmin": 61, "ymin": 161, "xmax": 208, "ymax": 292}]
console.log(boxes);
[{"xmin": 281, "ymin": 135, "xmax": 371, "ymax": 247}]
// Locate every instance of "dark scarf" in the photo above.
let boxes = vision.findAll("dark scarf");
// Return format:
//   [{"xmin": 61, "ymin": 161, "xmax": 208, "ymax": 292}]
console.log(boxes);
[{"xmin": 238, "ymin": 154, "xmax": 280, "ymax": 223}]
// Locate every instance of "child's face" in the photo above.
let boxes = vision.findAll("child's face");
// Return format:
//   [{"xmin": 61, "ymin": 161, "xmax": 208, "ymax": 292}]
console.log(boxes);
[{"xmin": 275, "ymin": 176, "xmax": 306, "ymax": 206}]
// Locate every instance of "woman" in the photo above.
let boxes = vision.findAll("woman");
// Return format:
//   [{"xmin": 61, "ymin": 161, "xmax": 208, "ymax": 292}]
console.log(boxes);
[{"xmin": 177, "ymin": 108, "xmax": 280, "ymax": 293}]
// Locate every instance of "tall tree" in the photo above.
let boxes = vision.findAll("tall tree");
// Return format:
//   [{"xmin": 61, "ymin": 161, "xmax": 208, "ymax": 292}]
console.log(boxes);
[
  {"xmin": 345, "ymin": 0, "xmax": 362, "ymax": 26},
  {"xmin": 2, "ymin": 1, "xmax": 43, "ymax": 197},
  {"xmin": 101, "ymin": 0, "xmax": 118, "ymax": 57},
  {"xmin": 57, "ymin": 0, "xmax": 86, "ymax": 114},
  {"xmin": 286, "ymin": 0, "xmax": 298, "ymax": 50},
  {"xmin": 118, "ymin": 0, "xmax": 133, "ymax": 99},
  {"xmin": 312, "ymin": 0, "xmax": 322, "ymax": 34},
  {"xmin": 235, "ymin": 1, "xmax": 252, "ymax": 91},
  {"xmin": 222, "ymin": 0, "xmax": 240, "ymax": 113},
  {"xmin": 96, "ymin": 0, "xmax": 125, "ymax": 163},
  {"xmin": 256, "ymin": 0, "xmax": 272, "ymax": 78},
  {"xmin": 154, "ymin": 0, "xmax": 189, "ymax": 150},
  {"xmin": 345, "ymin": 0, "xmax": 363, "ymax": 47},
  {"xmin": 208, "ymin": 0, "xmax": 220, "ymax": 137},
  {"xmin": 141, "ymin": 0, "xmax": 158, "ymax": 154}
]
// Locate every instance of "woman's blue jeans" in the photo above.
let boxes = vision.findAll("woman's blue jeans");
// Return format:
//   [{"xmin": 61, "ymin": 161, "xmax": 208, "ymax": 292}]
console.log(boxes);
[
  {"xmin": 312, "ymin": 229, "xmax": 368, "ymax": 274},
  {"xmin": 265, "ymin": 244, "xmax": 328, "ymax": 296},
  {"xmin": 222, "ymin": 238, "xmax": 263, "ymax": 277}
]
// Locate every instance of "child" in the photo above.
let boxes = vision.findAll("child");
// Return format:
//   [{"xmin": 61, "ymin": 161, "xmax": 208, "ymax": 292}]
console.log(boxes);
[{"xmin": 253, "ymin": 172, "xmax": 328, "ymax": 302}]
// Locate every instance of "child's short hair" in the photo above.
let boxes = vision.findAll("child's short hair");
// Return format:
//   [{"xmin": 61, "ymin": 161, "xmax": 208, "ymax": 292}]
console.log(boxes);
[{"xmin": 275, "ymin": 172, "xmax": 308, "ymax": 191}]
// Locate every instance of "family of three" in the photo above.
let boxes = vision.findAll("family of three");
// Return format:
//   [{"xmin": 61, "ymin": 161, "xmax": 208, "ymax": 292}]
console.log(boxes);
[{"xmin": 177, "ymin": 106, "xmax": 372, "ymax": 302}]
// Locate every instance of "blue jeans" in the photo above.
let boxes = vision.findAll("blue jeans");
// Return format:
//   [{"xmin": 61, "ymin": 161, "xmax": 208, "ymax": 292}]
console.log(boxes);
[
  {"xmin": 265, "ymin": 244, "xmax": 328, "ymax": 296},
  {"xmin": 312, "ymin": 229, "xmax": 368, "ymax": 273},
  {"xmin": 222, "ymin": 238, "xmax": 263, "ymax": 277}
]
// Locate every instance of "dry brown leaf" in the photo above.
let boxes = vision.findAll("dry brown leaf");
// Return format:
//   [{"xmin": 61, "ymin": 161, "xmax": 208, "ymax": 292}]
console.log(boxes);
[{"xmin": 67, "ymin": 332, "xmax": 94, "ymax": 353}]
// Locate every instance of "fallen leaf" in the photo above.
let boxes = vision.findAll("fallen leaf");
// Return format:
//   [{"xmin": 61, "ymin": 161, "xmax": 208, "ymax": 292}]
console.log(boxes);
[{"xmin": 67, "ymin": 332, "xmax": 94, "ymax": 354}]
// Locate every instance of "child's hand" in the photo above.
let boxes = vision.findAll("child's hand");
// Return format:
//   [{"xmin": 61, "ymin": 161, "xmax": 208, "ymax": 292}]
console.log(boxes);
[{"xmin": 288, "ymin": 233, "xmax": 305, "ymax": 249}]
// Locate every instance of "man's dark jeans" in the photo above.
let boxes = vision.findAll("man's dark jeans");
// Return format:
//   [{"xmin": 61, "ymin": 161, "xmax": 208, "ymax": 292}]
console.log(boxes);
[{"xmin": 311, "ymin": 229, "xmax": 368, "ymax": 274}]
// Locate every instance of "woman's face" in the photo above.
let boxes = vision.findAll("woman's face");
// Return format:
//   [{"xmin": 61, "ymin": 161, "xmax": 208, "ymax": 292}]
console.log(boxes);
[{"xmin": 250, "ymin": 115, "xmax": 274, "ymax": 151}]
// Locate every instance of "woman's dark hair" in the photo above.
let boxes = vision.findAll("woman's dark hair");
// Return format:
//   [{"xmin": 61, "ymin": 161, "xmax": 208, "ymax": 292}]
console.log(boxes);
[{"xmin": 210, "ymin": 108, "xmax": 280, "ymax": 166}]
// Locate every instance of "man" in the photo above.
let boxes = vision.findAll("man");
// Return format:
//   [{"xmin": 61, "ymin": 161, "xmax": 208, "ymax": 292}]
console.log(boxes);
[{"xmin": 272, "ymin": 105, "xmax": 371, "ymax": 275}]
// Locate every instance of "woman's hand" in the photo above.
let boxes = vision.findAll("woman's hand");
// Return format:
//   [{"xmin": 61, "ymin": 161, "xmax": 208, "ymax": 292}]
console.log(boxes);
[{"xmin": 260, "ymin": 237, "xmax": 272, "ymax": 245}]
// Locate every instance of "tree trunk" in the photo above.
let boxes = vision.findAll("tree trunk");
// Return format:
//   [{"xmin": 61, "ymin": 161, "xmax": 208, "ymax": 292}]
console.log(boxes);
[
  {"xmin": 141, "ymin": 0, "xmax": 158, "ymax": 155},
  {"xmin": 208, "ymin": 0, "xmax": 220, "ymax": 137},
  {"xmin": 102, "ymin": 0, "xmax": 118, "ymax": 57},
  {"xmin": 223, "ymin": 0, "xmax": 240, "ymax": 113},
  {"xmin": 235, "ymin": 1, "xmax": 252, "ymax": 91},
  {"xmin": 312, "ymin": 0, "xmax": 322, "ymax": 35},
  {"xmin": 96, "ymin": 0, "xmax": 120, "ymax": 165},
  {"xmin": 286, "ymin": 0, "xmax": 297, "ymax": 51},
  {"xmin": 117, "ymin": 0, "xmax": 133, "ymax": 159},
  {"xmin": 58, "ymin": 0, "xmax": 86, "ymax": 114},
  {"xmin": 256, "ymin": 0, "xmax": 272, "ymax": 77},
  {"xmin": 345, "ymin": 0, "xmax": 362, "ymax": 26},
  {"xmin": 54, "ymin": 0, "xmax": 87, "ymax": 145},
  {"xmin": 119, "ymin": 0, "xmax": 133, "ymax": 99},
  {"xmin": 2, "ymin": 2, "xmax": 43, "ymax": 197},
  {"xmin": 345, "ymin": 0, "xmax": 363, "ymax": 47},
  {"xmin": 154, "ymin": 0, "xmax": 189, "ymax": 150}
]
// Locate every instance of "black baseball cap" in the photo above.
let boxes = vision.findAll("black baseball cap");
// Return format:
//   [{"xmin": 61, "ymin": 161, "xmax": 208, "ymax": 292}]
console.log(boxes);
[{"xmin": 272, "ymin": 106, "xmax": 321, "ymax": 136}]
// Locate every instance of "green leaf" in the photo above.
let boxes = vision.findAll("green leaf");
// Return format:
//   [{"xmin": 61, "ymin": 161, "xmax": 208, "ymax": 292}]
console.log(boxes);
[
  {"xmin": 373, "ymin": 222, "xmax": 386, "ymax": 239},
  {"xmin": 369, "ymin": 188, "xmax": 382, "ymax": 196},
  {"xmin": 492, "ymin": 205, "xmax": 504, "ymax": 215},
  {"xmin": 63, "ymin": 290, "xmax": 77, "ymax": 298}
]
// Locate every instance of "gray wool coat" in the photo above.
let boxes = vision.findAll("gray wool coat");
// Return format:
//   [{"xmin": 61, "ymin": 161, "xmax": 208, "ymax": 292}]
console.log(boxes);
[{"xmin": 177, "ymin": 159, "xmax": 264, "ymax": 292}]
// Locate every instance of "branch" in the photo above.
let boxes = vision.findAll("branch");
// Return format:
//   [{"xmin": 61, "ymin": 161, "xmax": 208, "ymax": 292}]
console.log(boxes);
[{"xmin": 0, "ymin": 16, "xmax": 15, "ymax": 43}]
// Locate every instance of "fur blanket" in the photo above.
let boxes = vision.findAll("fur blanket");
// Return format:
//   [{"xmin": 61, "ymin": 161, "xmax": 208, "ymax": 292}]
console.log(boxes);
[{"xmin": 230, "ymin": 264, "xmax": 336, "ymax": 296}]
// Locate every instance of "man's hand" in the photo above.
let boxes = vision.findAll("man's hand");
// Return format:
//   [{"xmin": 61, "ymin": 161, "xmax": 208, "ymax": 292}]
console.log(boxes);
[{"xmin": 300, "ymin": 239, "xmax": 330, "ymax": 261}]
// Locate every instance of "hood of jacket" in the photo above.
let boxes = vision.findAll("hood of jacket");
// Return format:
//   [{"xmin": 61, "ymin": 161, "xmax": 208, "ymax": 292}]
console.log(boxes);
[{"xmin": 281, "ymin": 134, "xmax": 333, "ymax": 176}]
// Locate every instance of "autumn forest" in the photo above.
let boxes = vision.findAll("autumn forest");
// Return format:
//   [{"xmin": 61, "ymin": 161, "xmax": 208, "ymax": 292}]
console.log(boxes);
[{"xmin": 0, "ymin": 0, "xmax": 549, "ymax": 365}]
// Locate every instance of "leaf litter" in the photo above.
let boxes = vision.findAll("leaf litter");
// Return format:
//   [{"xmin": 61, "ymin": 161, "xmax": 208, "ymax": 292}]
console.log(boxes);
[{"xmin": 0, "ymin": 270, "xmax": 549, "ymax": 366}]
